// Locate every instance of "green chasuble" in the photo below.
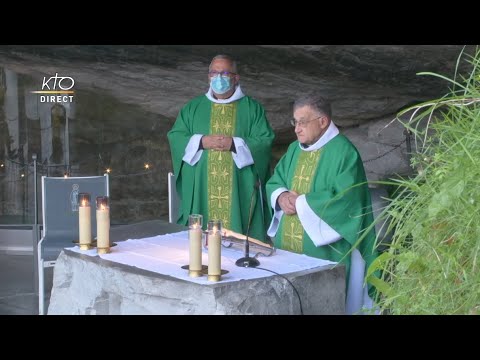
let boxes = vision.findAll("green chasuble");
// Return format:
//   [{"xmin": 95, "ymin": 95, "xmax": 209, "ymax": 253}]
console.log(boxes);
[
  {"xmin": 167, "ymin": 94, "xmax": 275, "ymax": 241},
  {"xmin": 266, "ymin": 135, "xmax": 378, "ymax": 293}
]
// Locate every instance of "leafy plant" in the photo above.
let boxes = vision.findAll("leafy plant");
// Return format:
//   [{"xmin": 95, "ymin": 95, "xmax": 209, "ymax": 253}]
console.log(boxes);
[{"xmin": 367, "ymin": 46, "xmax": 480, "ymax": 314}]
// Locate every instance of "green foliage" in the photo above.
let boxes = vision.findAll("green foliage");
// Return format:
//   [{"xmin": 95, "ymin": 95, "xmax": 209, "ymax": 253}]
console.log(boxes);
[{"xmin": 368, "ymin": 46, "xmax": 480, "ymax": 315}]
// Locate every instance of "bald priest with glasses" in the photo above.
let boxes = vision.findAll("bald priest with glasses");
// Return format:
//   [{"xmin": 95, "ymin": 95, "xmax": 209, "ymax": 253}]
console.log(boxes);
[
  {"xmin": 266, "ymin": 94, "xmax": 379, "ymax": 315},
  {"xmin": 168, "ymin": 54, "xmax": 274, "ymax": 242}
]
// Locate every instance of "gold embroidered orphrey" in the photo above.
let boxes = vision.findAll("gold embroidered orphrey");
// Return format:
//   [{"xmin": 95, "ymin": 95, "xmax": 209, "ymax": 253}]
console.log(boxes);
[
  {"xmin": 208, "ymin": 103, "xmax": 237, "ymax": 229},
  {"xmin": 280, "ymin": 149, "xmax": 322, "ymax": 253}
]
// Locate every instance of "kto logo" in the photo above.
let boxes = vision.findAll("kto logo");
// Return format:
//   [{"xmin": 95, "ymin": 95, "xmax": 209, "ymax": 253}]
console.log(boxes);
[{"xmin": 31, "ymin": 73, "xmax": 75, "ymax": 103}]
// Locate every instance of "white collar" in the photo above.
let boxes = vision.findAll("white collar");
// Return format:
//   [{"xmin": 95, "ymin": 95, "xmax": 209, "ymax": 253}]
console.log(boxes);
[
  {"xmin": 206, "ymin": 84, "xmax": 245, "ymax": 104},
  {"xmin": 299, "ymin": 121, "xmax": 340, "ymax": 151}
]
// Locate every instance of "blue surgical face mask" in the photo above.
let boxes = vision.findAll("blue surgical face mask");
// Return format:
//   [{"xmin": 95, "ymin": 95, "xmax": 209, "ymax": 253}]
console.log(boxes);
[{"xmin": 210, "ymin": 75, "xmax": 232, "ymax": 94}]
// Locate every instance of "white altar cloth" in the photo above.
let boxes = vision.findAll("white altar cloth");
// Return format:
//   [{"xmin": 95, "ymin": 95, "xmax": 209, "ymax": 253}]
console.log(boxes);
[{"xmin": 67, "ymin": 230, "xmax": 336, "ymax": 285}]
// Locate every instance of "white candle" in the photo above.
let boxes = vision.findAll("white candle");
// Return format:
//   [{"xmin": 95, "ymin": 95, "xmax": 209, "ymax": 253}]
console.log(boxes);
[
  {"xmin": 96, "ymin": 204, "xmax": 110, "ymax": 249},
  {"xmin": 188, "ymin": 214, "xmax": 203, "ymax": 277},
  {"xmin": 189, "ymin": 225, "xmax": 203, "ymax": 272},
  {"xmin": 96, "ymin": 196, "xmax": 110, "ymax": 251},
  {"xmin": 208, "ymin": 226, "xmax": 221, "ymax": 278},
  {"xmin": 78, "ymin": 195, "xmax": 91, "ymax": 246}
]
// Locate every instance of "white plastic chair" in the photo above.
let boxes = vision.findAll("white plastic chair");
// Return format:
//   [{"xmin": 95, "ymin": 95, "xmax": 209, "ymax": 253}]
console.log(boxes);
[
  {"xmin": 168, "ymin": 172, "xmax": 180, "ymax": 224},
  {"xmin": 37, "ymin": 174, "xmax": 109, "ymax": 315}
]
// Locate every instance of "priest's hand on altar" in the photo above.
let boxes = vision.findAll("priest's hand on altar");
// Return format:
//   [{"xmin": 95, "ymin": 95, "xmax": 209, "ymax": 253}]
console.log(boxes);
[{"xmin": 278, "ymin": 191, "xmax": 299, "ymax": 215}]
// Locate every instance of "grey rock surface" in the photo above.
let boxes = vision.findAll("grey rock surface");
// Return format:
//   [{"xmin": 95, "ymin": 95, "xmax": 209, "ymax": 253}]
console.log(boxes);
[
  {"xmin": 0, "ymin": 45, "xmax": 467, "ymax": 133},
  {"xmin": 48, "ymin": 249, "xmax": 345, "ymax": 315},
  {"xmin": 1, "ymin": 45, "xmax": 471, "ymax": 223}
]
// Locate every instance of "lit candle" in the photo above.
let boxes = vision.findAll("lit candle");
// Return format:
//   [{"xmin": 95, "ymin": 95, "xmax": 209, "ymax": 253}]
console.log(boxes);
[
  {"xmin": 96, "ymin": 196, "xmax": 110, "ymax": 254},
  {"xmin": 207, "ymin": 220, "xmax": 222, "ymax": 282},
  {"xmin": 188, "ymin": 214, "xmax": 203, "ymax": 277},
  {"xmin": 78, "ymin": 193, "xmax": 92, "ymax": 250}
]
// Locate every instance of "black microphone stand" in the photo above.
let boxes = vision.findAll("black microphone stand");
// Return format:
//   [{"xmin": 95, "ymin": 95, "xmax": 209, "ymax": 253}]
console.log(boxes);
[{"xmin": 235, "ymin": 181, "xmax": 260, "ymax": 268}]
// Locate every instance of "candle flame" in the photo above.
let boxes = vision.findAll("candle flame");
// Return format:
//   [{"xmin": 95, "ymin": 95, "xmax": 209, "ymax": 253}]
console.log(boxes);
[
  {"xmin": 82, "ymin": 200, "xmax": 86, "ymax": 206},
  {"xmin": 101, "ymin": 204, "xmax": 106, "ymax": 210}
]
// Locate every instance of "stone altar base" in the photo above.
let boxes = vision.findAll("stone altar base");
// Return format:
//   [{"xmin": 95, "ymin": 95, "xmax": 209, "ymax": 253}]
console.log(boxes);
[{"xmin": 48, "ymin": 249, "xmax": 345, "ymax": 315}]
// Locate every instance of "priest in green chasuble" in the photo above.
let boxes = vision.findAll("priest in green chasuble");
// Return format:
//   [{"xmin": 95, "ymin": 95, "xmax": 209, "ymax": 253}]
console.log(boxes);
[
  {"xmin": 167, "ymin": 54, "xmax": 274, "ymax": 242},
  {"xmin": 266, "ymin": 94, "xmax": 378, "ymax": 314}
]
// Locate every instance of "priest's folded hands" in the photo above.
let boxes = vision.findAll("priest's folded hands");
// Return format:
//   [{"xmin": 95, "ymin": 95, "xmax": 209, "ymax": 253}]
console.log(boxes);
[
  {"xmin": 277, "ymin": 191, "xmax": 299, "ymax": 215},
  {"xmin": 201, "ymin": 135, "xmax": 233, "ymax": 151}
]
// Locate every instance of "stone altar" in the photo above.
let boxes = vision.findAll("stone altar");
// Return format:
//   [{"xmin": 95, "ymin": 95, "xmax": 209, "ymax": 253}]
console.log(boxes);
[{"xmin": 47, "ymin": 220, "xmax": 345, "ymax": 315}]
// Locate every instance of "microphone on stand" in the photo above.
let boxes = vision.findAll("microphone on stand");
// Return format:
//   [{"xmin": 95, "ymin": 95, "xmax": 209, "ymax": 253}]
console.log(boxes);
[{"xmin": 235, "ymin": 180, "xmax": 261, "ymax": 268}]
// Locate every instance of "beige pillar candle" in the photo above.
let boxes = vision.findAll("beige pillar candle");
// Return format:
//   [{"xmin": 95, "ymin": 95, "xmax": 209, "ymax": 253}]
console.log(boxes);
[
  {"xmin": 96, "ymin": 196, "xmax": 110, "ymax": 253},
  {"xmin": 78, "ymin": 193, "xmax": 92, "ymax": 248},
  {"xmin": 207, "ymin": 220, "xmax": 222, "ymax": 281},
  {"xmin": 188, "ymin": 214, "xmax": 203, "ymax": 277},
  {"xmin": 189, "ymin": 227, "xmax": 202, "ymax": 269}
]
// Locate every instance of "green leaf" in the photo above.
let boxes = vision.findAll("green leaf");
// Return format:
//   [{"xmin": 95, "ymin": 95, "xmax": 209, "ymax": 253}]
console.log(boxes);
[
  {"xmin": 368, "ymin": 276, "xmax": 392, "ymax": 297},
  {"xmin": 366, "ymin": 252, "xmax": 392, "ymax": 278}
]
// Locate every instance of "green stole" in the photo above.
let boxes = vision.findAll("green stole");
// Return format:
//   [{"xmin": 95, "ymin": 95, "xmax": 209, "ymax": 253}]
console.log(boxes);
[
  {"xmin": 280, "ymin": 149, "xmax": 322, "ymax": 253},
  {"xmin": 207, "ymin": 103, "xmax": 236, "ymax": 229}
]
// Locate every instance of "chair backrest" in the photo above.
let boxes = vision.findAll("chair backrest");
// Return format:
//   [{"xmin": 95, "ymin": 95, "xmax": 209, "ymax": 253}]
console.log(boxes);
[
  {"xmin": 41, "ymin": 175, "xmax": 109, "ymax": 249},
  {"xmin": 168, "ymin": 172, "xmax": 179, "ymax": 224}
]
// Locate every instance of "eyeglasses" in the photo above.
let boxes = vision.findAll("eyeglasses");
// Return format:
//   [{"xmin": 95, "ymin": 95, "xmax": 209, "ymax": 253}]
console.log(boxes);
[
  {"xmin": 208, "ymin": 71, "xmax": 237, "ymax": 77},
  {"xmin": 290, "ymin": 116, "xmax": 323, "ymax": 127}
]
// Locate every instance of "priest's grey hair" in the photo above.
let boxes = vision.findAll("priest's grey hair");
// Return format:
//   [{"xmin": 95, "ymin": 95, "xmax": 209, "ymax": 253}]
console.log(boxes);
[
  {"xmin": 209, "ymin": 54, "xmax": 238, "ymax": 73},
  {"xmin": 294, "ymin": 94, "xmax": 332, "ymax": 120}
]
